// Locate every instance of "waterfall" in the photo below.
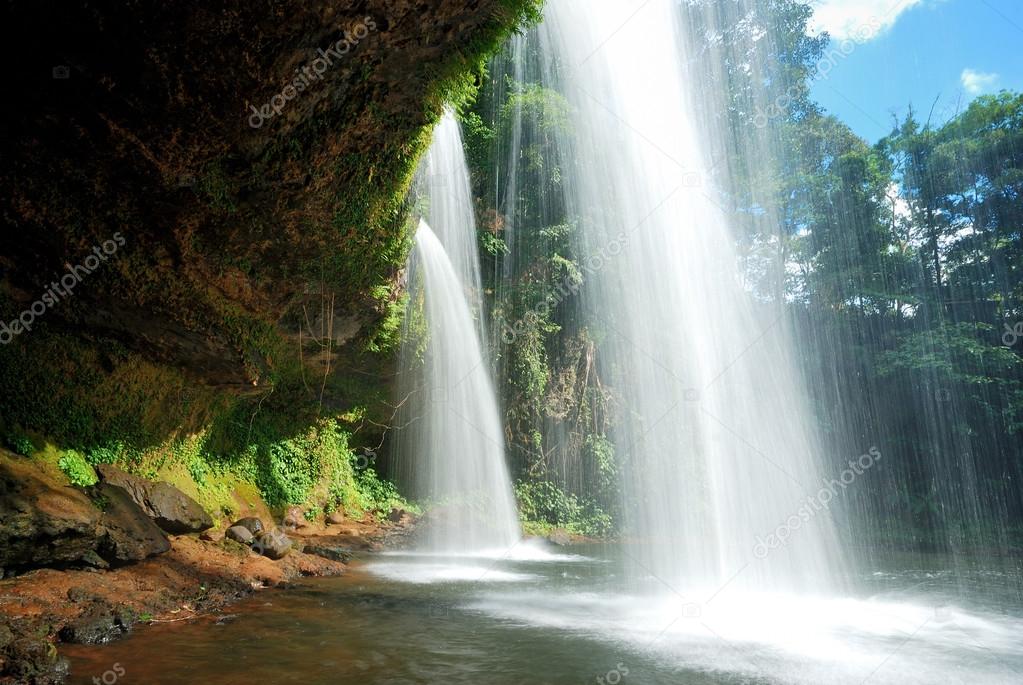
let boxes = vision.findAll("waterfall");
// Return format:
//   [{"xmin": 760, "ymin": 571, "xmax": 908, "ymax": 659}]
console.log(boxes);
[
  {"xmin": 417, "ymin": 109, "xmax": 489, "ymax": 343},
  {"xmin": 392, "ymin": 111, "xmax": 520, "ymax": 555},
  {"xmin": 532, "ymin": 0, "xmax": 845, "ymax": 593}
]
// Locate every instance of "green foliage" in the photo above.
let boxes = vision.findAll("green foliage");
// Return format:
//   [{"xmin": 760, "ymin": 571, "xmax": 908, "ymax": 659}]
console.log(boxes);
[
  {"xmin": 480, "ymin": 230, "xmax": 509, "ymax": 257},
  {"xmin": 365, "ymin": 288, "xmax": 409, "ymax": 354},
  {"xmin": 3, "ymin": 429, "xmax": 35, "ymax": 457},
  {"xmin": 346, "ymin": 461, "xmax": 412, "ymax": 517},
  {"xmin": 515, "ymin": 480, "xmax": 614, "ymax": 537},
  {"xmin": 58, "ymin": 449, "xmax": 98, "ymax": 487}
]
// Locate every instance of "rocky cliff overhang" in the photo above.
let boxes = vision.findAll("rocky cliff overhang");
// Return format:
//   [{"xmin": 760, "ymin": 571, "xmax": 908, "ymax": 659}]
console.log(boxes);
[{"xmin": 0, "ymin": 0, "xmax": 536, "ymax": 388}]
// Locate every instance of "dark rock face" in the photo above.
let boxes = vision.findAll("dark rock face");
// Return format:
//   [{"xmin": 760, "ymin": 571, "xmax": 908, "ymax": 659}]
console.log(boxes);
[
  {"xmin": 0, "ymin": 457, "xmax": 172, "ymax": 573},
  {"xmin": 0, "ymin": 0, "xmax": 538, "ymax": 390},
  {"xmin": 57, "ymin": 605, "xmax": 133, "ymax": 645},
  {"xmin": 96, "ymin": 463, "xmax": 213, "ymax": 534},
  {"xmin": 94, "ymin": 483, "xmax": 172, "ymax": 564},
  {"xmin": 4, "ymin": 627, "xmax": 70, "ymax": 684},
  {"xmin": 0, "ymin": 460, "xmax": 103, "ymax": 570}
]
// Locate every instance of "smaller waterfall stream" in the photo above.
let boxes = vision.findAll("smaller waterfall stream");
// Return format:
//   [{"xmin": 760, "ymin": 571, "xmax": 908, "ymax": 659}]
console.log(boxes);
[
  {"xmin": 391, "ymin": 110, "xmax": 520, "ymax": 556},
  {"xmin": 399, "ymin": 219, "xmax": 520, "ymax": 555}
]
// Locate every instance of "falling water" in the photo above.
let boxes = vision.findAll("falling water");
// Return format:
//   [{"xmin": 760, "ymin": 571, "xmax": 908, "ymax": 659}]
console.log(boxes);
[
  {"xmin": 391, "ymin": 112, "xmax": 520, "ymax": 555},
  {"xmin": 417, "ymin": 109, "xmax": 489, "ymax": 342},
  {"xmin": 535, "ymin": 0, "xmax": 844, "ymax": 593},
  {"xmin": 395, "ymin": 220, "xmax": 520, "ymax": 554}
]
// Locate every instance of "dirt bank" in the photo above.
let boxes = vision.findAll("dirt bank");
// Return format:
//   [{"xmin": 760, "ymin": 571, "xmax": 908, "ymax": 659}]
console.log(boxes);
[{"xmin": 0, "ymin": 514, "xmax": 413, "ymax": 684}]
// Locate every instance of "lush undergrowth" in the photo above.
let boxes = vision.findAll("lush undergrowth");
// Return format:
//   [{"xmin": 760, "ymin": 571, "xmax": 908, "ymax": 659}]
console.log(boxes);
[
  {"xmin": 6, "ymin": 416, "xmax": 410, "ymax": 525},
  {"xmin": 515, "ymin": 480, "xmax": 614, "ymax": 538}
]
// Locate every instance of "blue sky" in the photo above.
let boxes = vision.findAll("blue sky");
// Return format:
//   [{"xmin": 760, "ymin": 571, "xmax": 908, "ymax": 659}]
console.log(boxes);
[{"xmin": 807, "ymin": 0, "xmax": 1023, "ymax": 142}]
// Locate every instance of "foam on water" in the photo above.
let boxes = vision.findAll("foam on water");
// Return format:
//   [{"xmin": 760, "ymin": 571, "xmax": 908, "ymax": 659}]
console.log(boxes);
[{"xmin": 468, "ymin": 587, "xmax": 1023, "ymax": 684}]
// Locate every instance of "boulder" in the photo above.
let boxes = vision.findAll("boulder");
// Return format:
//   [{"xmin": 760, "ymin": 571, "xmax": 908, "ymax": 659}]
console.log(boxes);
[
  {"xmin": 303, "ymin": 544, "xmax": 353, "ymax": 564},
  {"xmin": 95, "ymin": 463, "xmax": 213, "ymax": 533},
  {"xmin": 231, "ymin": 517, "xmax": 264, "ymax": 536},
  {"xmin": 95, "ymin": 483, "xmax": 171, "ymax": 564},
  {"xmin": 6, "ymin": 636, "xmax": 69, "ymax": 683},
  {"xmin": 225, "ymin": 525, "xmax": 255, "ymax": 545},
  {"xmin": 0, "ymin": 459, "xmax": 103, "ymax": 570},
  {"xmin": 253, "ymin": 529, "xmax": 293, "ymax": 560},
  {"xmin": 57, "ymin": 605, "xmax": 132, "ymax": 644},
  {"xmin": 147, "ymin": 482, "xmax": 214, "ymax": 534}
]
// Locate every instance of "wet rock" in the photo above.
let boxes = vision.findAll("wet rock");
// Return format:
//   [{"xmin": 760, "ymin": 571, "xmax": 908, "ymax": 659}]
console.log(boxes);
[
  {"xmin": 95, "ymin": 483, "xmax": 171, "ymax": 564},
  {"xmin": 96, "ymin": 464, "xmax": 213, "ymax": 533},
  {"xmin": 225, "ymin": 525, "xmax": 255, "ymax": 545},
  {"xmin": 58, "ymin": 605, "xmax": 133, "ymax": 645},
  {"xmin": 253, "ymin": 529, "xmax": 293, "ymax": 560},
  {"xmin": 387, "ymin": 508, "xmax": 406, "ymax": 523},
  {"xmin": 303, "ymin": 544, "xmax": 353, "ymax": 564},
  {"xmin": 231, "ymin": 517, "xmax": 264, "ymax": 536},
  {"xmin": 7, "ymin": 636, "xmax": 69, "ymax": 682},
  {"xmin": 0, "ymin": 459, "xmax": 103, "ymax": 570}
]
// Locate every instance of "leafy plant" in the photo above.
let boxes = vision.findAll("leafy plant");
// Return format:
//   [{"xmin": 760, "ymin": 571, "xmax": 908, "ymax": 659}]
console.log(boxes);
[{"xmin": 58, "ymin": 449, "xmax": 98, "ymax": 486}]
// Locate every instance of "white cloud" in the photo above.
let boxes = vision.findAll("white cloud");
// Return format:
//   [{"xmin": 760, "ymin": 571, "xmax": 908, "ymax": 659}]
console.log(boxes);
[
  {"xmin": 809, "ymin": 0, "xmax": 926, "ymax": 41},
  {"xmin": 961, "ymin": 68, "xmax": 1000, "ymax": 95}
]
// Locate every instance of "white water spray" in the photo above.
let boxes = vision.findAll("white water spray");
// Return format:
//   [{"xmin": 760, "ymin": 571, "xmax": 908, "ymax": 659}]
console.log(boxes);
[
  {"xmin": 536, "ymin": 0, "xmax": 843, "ymax": 593},
  {"xmin": 392, "ymin": 111, "xmax": 520, "ymax": 555}
]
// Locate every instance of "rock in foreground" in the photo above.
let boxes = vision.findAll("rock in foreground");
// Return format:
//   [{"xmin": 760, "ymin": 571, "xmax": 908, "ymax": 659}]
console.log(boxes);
[{"xmin": 96, "ymin": 464, "xmax": 213, "ymax": 534}]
